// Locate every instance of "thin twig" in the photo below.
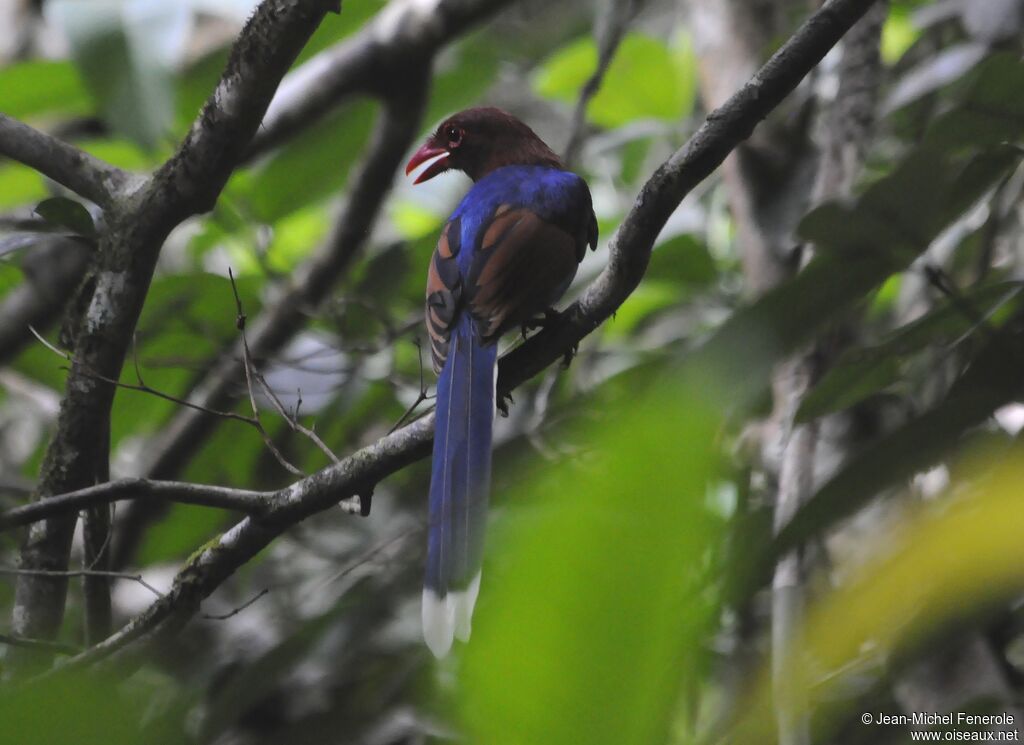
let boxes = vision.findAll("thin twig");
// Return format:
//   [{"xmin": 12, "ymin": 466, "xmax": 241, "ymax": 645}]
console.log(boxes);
[
  {"xmin": 388, "ymin": 339, "xmax": 431, "ymax": 434},
  {"xmin": 0, "ymin": 478, "xmax": 268, "ymax": 531},
  {"xmin": 229, "ymin": 268, "xmax": 340, "ymax": 467},
  {"xmin": 29, "ymin": 325, "xmax": 256, "ymax": 425},
  {"xmin": 202, "ymin": 588, "xmax": 269, "ymax": 620},
  {"xmin": 0, "ymin": 566, "xmax": 164, "ymax": 598},
  {"xmin": 0, "ymin": 632, "xmax": 81, "ymax": 656}
]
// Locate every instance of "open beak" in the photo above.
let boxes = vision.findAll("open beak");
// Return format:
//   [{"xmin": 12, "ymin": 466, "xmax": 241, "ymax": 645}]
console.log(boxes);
[{"xmin": 405, "ymin": 143, "xmax": 450, "ymax": 184}]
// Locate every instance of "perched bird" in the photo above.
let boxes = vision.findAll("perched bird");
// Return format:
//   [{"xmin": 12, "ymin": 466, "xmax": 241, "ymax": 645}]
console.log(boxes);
[{"xmin": 406, "ymin": 107, "xmax": 598, "ymax": 657}]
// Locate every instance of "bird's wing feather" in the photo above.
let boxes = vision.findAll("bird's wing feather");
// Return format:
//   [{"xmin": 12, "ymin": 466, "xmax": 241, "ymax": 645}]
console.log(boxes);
[
  {"xmin": 467, "ymin": 206, "xmax": 581, "ymax": 342},
  {"xmin": 425, "ymin": 218, "xmax": 464, "ymax": 373}
]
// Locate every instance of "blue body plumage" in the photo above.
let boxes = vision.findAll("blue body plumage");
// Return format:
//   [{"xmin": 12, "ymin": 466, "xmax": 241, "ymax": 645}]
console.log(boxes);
[{"xmin": 408, "ymin": 109, "xmax": 598, "ymax": 656}]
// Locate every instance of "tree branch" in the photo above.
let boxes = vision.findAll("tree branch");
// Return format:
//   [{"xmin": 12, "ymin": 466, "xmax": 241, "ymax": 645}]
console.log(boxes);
[
  {"xmin": 248, "ymin": 0, "xmax": 517, "ymax": 159},
  {"xmin": 0, "ymin": 632, "xmax": 80, "ymax": 656},
  {"xmin": 47, "ymin": 0, "xmax": 882, "ymax": 676},
  {"xmin": 0, "ymin": 114, "xmax": 133, "ymax": 208},
  {"xmin": 0, "ymin": 479, "xmax": 269, "ymax": 531}
]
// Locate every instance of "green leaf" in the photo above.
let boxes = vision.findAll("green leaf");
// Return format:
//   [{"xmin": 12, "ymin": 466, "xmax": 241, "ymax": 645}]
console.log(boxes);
[
  {"xmin": 796, "ymin": 282, "xmax": 1024, "ymax": 422},
  {"xmin": 33, "ymin": 197, "xmax": 96, "ymax": 238},
  {"xmin": 390, "ymin": 200, "xmax": 445, "ymax": 240},
  {"xmin": 774, "ymin": 323, "xmax": 1024, "ymax": 564},
  {"xmin": 461, "ymin": 372, "xmax": 723, "ymax": 745},
  {"xmin": 796, "ymin": 355, "xmax": 902, "ymax": 424},
  {"xmin": 425, "ymin": 35, "xmax": 502, "ymax": 127},
  {"xmin": 48, "ymin": 0, "xmax": 182, "ymax": 149},
  {"xmin": 106, "ymin": 273, "xmax": 262, "ymax": 448},
  {"xmin": 605, "ymin": 281, "xmax": 681, "ymax": 338},
  {"xmin": 534, "ymin": 33, "xmax": 697, "ymax": 128},
  {"xmin": 881, "ymin": 6, "xmax": 920, "ymax": 64},
  {"xmin": 0, "ymin": 60, "xmax": 91, "ymax": 118},
  {"xmin": 245, "ymin": 101, "xmax": 376, "ymax": 223},
  {"xmin": 927, "ymin": 53, "xmax": 1024, "ymax": 149},
  {"xmin": 646, "ymin": 234, "xmax": 716, "ymax": 285},
  {"xmin": 801, "ymin": 146, "xmax": 1021, "ymax": 264},
  {"xmin": 0, "ymin": 669, "xmax": 185, "ymax": 745},
  {"xmin": 0, "ymin": 164, "xmax": 47, "ymax": 210}
]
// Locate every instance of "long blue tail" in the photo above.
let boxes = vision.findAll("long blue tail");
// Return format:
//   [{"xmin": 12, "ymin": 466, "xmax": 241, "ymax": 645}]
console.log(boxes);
[{"xmin": 423, "ymin": 317, "xmax": 497, "ymax": 657}]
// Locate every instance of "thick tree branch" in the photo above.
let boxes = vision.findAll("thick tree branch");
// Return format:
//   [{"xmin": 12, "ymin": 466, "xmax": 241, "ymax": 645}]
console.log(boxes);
[
  {"xmin": 248, "ymin": 0, "xmax": 516, "ymax": 158},
  {"xmin": 0, "ymin": 479, "xmax": 269, "ymax": 531},
  {"xmin": 9, "ymin": 0, "xmax": 339, "ymax": 669},
  {"xmin": 0, "ymin": 114, "xmax": 132, "ymax": 208},
  {"xmin": 50, "ymin": 0, "xmax": 881, "ymax": 675}
]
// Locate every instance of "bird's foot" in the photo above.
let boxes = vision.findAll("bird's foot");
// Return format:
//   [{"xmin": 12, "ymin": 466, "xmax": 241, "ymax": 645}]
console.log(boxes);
[
  {"xmin": 497, "ymin": 390, "xmax": 513, "ymax": 417},
  {"xmin": 520, "ymin": 308, "xmax": 563, "ymax": 339},
  {"xmin": 562, "ymin": 341, "xmax": 578, "ymax": 369},
  {"xmin": 357, "ymin": 485, "xmax": 374, "ymax": 517}
]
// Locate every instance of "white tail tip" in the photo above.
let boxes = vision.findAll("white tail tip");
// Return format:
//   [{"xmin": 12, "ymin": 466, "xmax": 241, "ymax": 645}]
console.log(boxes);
[{"xmin": 422, "ymin": 572, "xmax": 482, "ymax": 658}]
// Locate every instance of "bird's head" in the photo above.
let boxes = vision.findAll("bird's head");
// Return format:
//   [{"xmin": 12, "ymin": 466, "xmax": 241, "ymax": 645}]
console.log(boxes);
[{"xmin": 406, "ymin": 107, "xmax": 563, "ymax": 184}]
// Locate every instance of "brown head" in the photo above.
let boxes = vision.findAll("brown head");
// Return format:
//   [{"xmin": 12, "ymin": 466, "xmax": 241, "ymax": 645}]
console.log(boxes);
[{"xmin": 406, "ymin": 107, "xmax": 563, "ymax": 184}]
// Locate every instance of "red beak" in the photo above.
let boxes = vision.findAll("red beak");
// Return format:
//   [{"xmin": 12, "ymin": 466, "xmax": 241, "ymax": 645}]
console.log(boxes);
[{"xmin": 405, "ymin": 143, "xmax": 450, "ymax": 184}]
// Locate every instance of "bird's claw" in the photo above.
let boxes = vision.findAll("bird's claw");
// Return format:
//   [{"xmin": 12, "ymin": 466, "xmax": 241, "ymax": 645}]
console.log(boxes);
[
  {"xmin": 497, "ymin": 390, "xmax": 513, "ymax": 417},
  {"xmin": 521, "ymin": 308, "xmax": 563, "ymax": 339},
  {"xmin": 562, "ymin": 342, "xmax": 578, "ymax": 369},
  {"xmin": 358, "ymin": 486, "xmax": 374, "ymax": 517}
]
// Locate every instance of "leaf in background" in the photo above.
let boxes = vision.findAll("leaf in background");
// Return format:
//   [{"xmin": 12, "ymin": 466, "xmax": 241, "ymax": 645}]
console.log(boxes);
[
  {"xmin": 246, "ymin": 101, "xmax": 376, "ymax": 223},
  {"xmin": 801, "ymin": 146, "xmax": 1021, "ymax": 265},
  {"xmin": 796, "ymin": 282, "xmax": 1023, "ymax": 422},
  {"xmin": 605, "ymin": 281, "xmax": 682, "ymax": 339},
  {"xmin": 425, "ymin": 34, "xmax": 502, "ymax": 128},
  {"xmin": 136, "ymin": 503, "xmax": 231, "ymax": 567},
  {"xmin": 0, "ymin": 164, "xmax": 47, "ymax": 211},
  {"xmin": 533, "ymin": 32, "xmax": 697, "ymax": 128},
  {"xmin": 461, "ymin": 370, "xmax": 724, "ymax": 745},
  {"xmin": 45, "ymin": 0, "xmax": 190, "ymax": 149},
  {"xmin": 880, "ymin": 4, "xmax": 920, "ymax": 64},
  {"xmin": 645, "ymin": 234, "xmax": 716, "ymax": 286},
  {"xmin": 732, "ymin": 452, "xmax": 1024, "ymax": 742},
  {"xmin": 0, "ymin": 60, "xmax": 91, "ymax": 119},
  {"xmin": 104, "ymin": 273, "xmax": 262, "ymax": 447},
  {"xmin": 34, "ymin": 197, "xmax": 97, "ymax": 238},
  {"xmin": 81, "ymin": 138, "xmax": 158, "ymax": 170},
  {"xmin": 390, "ymin": 200, "xmax": 445, "ymax": 241},
  {"xmin": 884, "ymin": 42, "xmax": 989, "ymax": 114},
  {"xmin": 0, "ymin": 668, "xmax": 185, "ymax": 745},
  {"xmin": 294, "ymin": 0, "xmax": 387, "ymax": 66},
  {"xmin": 264, "ymin": 205, "xmax": 331, "ymax": 273},
  {"xmin": 926, "ymin": 53, "xmax": 1024, "ymax": 148}
]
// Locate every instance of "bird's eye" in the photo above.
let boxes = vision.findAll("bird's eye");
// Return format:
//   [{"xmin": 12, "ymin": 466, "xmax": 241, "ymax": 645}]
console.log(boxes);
[{"xmin": 445, "ymin": 126, "xmax": 464, "ymax": 148}]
